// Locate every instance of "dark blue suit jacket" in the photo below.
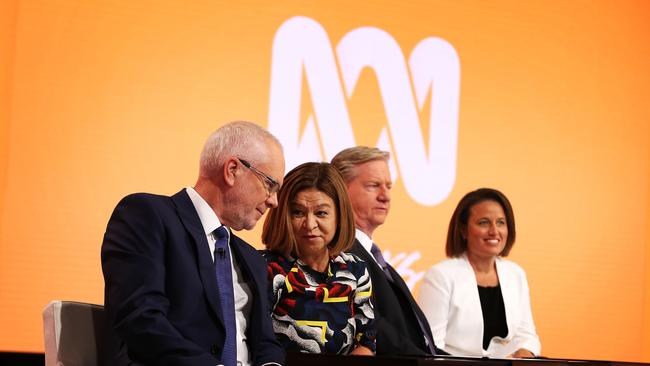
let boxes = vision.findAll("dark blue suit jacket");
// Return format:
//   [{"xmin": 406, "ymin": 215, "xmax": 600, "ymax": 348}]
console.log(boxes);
[
  {"xmin": 348, "ymin": 240, "xmax": 435, "ymax": 356},
  {"xmin": 101, "ymin": 190, "xmax": 284, "ymax": 366}
]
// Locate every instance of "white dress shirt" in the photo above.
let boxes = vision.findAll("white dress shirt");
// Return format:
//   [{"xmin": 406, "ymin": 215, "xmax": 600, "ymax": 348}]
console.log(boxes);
[
  {"xmin": 355, "ymin": 229, "xmax": 379, "ymax": 266},
  {"xmin": 186, "ymin": 187, "xmax": 252, "ymax": 366}
]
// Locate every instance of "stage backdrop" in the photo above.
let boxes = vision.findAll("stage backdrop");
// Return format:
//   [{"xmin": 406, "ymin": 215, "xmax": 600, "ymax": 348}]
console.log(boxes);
[{"xmin": 1, "ymin": 0, "xmax": 649, "ymax": 362}]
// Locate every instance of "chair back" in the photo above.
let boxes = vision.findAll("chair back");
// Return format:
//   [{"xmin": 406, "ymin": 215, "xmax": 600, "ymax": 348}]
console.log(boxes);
[{"xmin": 43, "ymin": 300, "xmax": 105, "ymax": 366}]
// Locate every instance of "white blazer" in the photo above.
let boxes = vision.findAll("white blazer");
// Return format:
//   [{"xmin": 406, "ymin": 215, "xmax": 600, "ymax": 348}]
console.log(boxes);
[{"xmin": 418, "ymin": 255, "xmax": 541, "ymax": 358}]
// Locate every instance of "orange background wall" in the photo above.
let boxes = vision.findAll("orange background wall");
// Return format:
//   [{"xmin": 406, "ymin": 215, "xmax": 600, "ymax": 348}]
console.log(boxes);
[
  {"xmin": 1, "ymin": 0, "xmax": 649, "ymax": 362},
  {"xmin": 646, "ymin": 160, "xmax": 650, "ymax": 361}
]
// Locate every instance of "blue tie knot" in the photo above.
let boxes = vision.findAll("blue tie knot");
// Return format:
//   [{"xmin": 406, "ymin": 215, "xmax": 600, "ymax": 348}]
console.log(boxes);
[{"xmin": 215, "ymin": 226, "xmax": 229, "ymax": 241}]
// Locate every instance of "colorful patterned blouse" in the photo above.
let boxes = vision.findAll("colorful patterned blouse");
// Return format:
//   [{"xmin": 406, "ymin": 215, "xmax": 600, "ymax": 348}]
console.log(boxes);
[{"xmin": 263, "ymin": 250, "xmax": 376, "ymax": 354}]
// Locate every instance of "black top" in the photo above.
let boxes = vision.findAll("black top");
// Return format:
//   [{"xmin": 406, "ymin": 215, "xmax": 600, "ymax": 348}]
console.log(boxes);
[{"xmin": 477, "ymin": 284, "xmax": 509, "ymax": 350}]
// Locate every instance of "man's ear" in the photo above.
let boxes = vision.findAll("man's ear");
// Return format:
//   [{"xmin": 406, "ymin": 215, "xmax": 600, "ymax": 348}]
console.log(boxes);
[{"xmin": 223, "ymin": 157, "xmax": 239, "ymax": 187}]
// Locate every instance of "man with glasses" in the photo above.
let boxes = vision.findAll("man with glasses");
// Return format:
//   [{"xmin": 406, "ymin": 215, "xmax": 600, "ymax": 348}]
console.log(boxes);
[
  {"xmin": 238, "ymin": 158, "xmax": 280, "ymax": 196},
  {"xmin": 102, "ymin": 121, "xmax": 286, "ymax": 366}
]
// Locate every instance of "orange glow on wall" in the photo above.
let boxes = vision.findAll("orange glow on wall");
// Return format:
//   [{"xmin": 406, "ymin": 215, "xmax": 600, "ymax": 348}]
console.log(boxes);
[{"xmin": 1, "ymin": 0, "xmax": 649, "ymax": 362}]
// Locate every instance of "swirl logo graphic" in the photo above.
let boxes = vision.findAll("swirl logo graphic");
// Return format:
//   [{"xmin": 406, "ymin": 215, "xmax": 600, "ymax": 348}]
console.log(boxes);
[{"xmin": 269, "ymin": 16, "xmax": 460, "ymax": 206}]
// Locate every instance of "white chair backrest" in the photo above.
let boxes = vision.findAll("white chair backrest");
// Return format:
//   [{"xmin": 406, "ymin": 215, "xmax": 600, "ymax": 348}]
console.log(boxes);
[{"xmin": 43, "ymin": 300, "xmax": 105, "ymax": 366}]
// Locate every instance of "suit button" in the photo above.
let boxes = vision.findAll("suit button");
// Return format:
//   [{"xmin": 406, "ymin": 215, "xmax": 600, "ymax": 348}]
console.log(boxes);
[{"xmin": 211, "ymin": 345, "xmax": 219, "ymax": 355}]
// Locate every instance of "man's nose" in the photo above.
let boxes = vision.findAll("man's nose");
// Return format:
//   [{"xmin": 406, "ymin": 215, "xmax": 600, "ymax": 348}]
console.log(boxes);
[
  {"xmin": 266, "ymin": 191, "xmax": 279, "ymax": 208},
  {"xmin": 378, "ymin": 185, "xmax": 391, "ymax": 202}
]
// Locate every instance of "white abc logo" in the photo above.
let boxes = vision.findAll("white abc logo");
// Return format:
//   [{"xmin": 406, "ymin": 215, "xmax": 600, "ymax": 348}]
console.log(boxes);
[{"xmin": 269, "ymin": 16, "xmax": 460, "ymax": 206}]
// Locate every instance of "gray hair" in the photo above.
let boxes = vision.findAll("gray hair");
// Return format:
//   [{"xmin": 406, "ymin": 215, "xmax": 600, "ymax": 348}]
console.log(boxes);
[
  {"xmin": 199, "ymin": 121, "xmax": 282, "ymax": 178},
  {"xmin": 330, "ymin": 146, "xmax": 390, "ymax": 183}
]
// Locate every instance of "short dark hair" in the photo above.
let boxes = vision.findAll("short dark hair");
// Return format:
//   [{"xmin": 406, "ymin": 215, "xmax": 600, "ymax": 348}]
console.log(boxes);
[
  {"xmin": 262, "ymin": 162, "xmax": 355, "ymax": 258},
  {"xmin": 446, "ymin": 188, "xmax": 516, "ymax": 258}
]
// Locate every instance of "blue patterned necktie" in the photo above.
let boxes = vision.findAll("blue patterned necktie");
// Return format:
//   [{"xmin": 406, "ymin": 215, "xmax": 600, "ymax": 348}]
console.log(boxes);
[
  {"xmin": 214, "ymin": 226, "xmax": 236, "ymax": 366},
  {"xmin": 370, "ymin": 243, "xmax": 394, "ymax": 281}
]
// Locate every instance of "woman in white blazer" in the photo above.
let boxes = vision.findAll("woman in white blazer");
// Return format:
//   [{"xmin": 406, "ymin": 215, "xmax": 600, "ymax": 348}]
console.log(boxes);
[{"xmin": 418, "ymin": 188, "xmax": 540, "ymax": 358}]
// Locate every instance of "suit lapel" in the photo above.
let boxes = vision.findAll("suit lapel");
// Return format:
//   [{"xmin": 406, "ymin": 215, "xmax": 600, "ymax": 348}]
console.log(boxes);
[
  {"xmin": 171, "ymin": 189, "xmax": 223, "ymax": 324},
  {"xmin": 349, "ymin": 240, "xmax": 388, "ymax": 283},
  {"xmin": 350, "ymin": 240, "xmax": 416, "ymax": 312},
  {"xmin": 228, "ymin": 234, "xmax": 253, "ymax": 284},
  {"xmin": 351, "ymin": 239, "xmax": 436, "ymax": 352},
  {"xmin": 390, "ymin": 262, "xmax": 435, "ymax": 341},
  {"xmin": 349, "ymin": 240, "xmax": 374, "ymax": 265}
]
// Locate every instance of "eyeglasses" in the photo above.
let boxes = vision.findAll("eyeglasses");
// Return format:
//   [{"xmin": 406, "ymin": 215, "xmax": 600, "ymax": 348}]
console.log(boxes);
[{"xmin": 238, "ymin": 158, "xmax": 280, "ymax": 196}]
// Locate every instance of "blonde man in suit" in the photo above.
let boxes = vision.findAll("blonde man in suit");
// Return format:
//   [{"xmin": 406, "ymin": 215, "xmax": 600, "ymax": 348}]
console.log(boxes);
[{"xmin": 332, "ymin": 146, "xmax": 437, "ymax": 356}]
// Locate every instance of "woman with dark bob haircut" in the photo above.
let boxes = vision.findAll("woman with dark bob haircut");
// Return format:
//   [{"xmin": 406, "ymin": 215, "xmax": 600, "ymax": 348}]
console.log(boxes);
[
  {"xmin": 261, "ymin": 162, "xmax": 376, "ymax": 355},
  {"xmin": 418, "ymin": 188, "xmax": 540, "ymax": 358}
]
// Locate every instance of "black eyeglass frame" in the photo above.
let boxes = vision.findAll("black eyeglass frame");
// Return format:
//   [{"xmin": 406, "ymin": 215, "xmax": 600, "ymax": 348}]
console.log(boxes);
[{"xmin": 237, "ymin": 158, "xmax": 280, "ymax": 195}]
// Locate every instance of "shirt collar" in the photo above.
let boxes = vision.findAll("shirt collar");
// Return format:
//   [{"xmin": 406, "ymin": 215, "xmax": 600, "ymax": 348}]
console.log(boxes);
[
  {"xmin": 185, "ymin": 187, "xmax": 223, "ymax": 236},
  {"xmin": 355, "ymin": 228, "xmax": 374, "ymax": 254}
]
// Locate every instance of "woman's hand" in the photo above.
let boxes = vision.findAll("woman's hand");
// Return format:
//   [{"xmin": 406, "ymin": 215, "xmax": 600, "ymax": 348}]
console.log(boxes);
[
  {"xmin": 349, "ymin": 345, "xmax": 375, "ymax": 356},
  {"xmin": 510, "ymin": 348, "xmax": 535, "ymax": 358}
]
